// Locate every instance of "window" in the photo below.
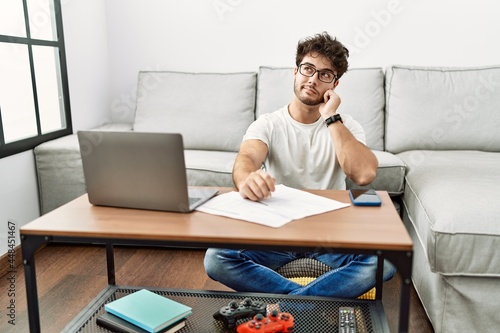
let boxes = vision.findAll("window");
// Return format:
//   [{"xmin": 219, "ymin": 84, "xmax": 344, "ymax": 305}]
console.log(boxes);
[{"xmin": 0, "ymin": 0, "xmax": 71, "ymax": 158}]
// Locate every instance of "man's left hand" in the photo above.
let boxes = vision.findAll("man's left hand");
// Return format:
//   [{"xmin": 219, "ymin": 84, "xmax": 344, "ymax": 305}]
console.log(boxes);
[{"xmin": 319, "ymin": 89, "xmax": 341, "ymax": 119}]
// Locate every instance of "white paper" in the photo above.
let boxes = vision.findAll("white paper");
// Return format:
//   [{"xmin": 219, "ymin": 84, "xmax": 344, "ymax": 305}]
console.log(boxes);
[{"xmin": 196, "ymin": 185, "xmax": 350, "ymax": 228}]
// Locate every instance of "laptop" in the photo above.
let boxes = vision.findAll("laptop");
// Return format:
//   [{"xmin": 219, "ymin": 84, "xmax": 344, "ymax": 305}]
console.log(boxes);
[{"xmin": 77, "ymin": 131, "xmax": 218, "ymax": 212}]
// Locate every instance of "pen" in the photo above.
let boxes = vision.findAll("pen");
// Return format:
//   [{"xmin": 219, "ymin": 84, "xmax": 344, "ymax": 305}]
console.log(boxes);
[{"xmin": 261, "ymin": 163, "xmax": 273, "ymax": 198}]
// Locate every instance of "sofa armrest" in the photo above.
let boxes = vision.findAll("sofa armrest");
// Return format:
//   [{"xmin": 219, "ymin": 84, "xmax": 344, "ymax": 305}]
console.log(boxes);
[{"xmin": 34, "ymin": 123, "xmax": 132, "ymax": 214}]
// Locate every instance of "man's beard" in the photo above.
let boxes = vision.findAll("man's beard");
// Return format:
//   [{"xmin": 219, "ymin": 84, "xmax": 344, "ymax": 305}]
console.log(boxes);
[{"xmin": 293, "ymin": 79, "xmax": 322, "ymax": 106}]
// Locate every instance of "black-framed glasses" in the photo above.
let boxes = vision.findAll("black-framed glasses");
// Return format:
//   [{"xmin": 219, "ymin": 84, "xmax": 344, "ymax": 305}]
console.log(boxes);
[{"xmin": 298, "ymin": 63, "xmax": 337, "ymax": 83}]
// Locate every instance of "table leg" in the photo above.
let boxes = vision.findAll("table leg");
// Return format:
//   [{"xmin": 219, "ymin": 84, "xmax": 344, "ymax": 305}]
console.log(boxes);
[
  {"xmin": 375, "ymin": 251, "xmax": 384, "ymax": 300},
  {"xmin": 105, "ymin": 243, "xmax": 115, "ymax": 285},
  {"xmin": 21, "ymin": 234, "xmax": 49, "ymax": 333},
  {"xmin": 384, "ymin": 250, "xmax": 413, "ymax": 333}
]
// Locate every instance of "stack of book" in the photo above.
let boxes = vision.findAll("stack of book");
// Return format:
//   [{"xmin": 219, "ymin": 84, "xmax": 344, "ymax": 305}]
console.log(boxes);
[{"xmin": 97, "ymin": 289, "xmax": 192, "ymax": 333}]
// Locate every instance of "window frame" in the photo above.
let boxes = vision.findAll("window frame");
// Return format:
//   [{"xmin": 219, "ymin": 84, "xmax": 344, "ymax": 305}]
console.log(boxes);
[{"xmin": 0, "ymin": 0, "xmax": 72, "ymax": 158}]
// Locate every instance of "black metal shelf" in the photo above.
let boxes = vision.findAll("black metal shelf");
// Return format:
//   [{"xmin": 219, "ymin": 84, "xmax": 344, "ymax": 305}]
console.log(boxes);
[{"xmin": 64, "ymin": 285, "xmax": 389, "ymax": 333}]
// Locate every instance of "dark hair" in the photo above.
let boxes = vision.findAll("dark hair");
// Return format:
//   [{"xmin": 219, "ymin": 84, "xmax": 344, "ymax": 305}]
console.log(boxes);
[{"xmin": 296, "ymin": 32, "xmax": 349, "ymax": 79}]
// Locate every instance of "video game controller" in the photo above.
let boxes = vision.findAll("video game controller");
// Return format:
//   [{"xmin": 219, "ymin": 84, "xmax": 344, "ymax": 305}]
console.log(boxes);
[
  {"xmin": 213, "ymin": 298, "xmax": 267, "ymax": 329},
  {"xmin": 236, "ymin": 310, "xmax": 295, "ymax": 333}
]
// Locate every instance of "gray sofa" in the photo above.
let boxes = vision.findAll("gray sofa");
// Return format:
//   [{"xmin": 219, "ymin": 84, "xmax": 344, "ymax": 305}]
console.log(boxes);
[{"xmin": 33, "ymin": 65, "xmax": 500, "ymax": 332}]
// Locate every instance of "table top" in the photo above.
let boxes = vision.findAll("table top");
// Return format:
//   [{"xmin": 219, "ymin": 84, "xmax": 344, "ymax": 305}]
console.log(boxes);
[{"xmin": 21, "ymin": 189, "xmax": 412, "ymax": 251}]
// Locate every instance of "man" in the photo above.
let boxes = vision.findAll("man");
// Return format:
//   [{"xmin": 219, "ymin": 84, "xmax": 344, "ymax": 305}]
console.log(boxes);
[{"xmin": 204, "ymin": 32, "xmax": 395, "ymax": 298}]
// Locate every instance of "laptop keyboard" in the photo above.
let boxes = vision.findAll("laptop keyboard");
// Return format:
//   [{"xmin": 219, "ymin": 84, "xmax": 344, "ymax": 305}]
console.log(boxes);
[
  {"xmin": 189, "ymin": 197, "xmax": 202, "ymax": 206},
  {"xmin": 187, "ymin": 188, "xmax": 218, "ymax": 209}
]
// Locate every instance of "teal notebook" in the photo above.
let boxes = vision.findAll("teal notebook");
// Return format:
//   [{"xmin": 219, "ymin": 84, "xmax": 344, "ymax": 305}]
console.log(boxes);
[{"xmin": 104, "ymin": 289, "xmax": 192, "ymax": 333}]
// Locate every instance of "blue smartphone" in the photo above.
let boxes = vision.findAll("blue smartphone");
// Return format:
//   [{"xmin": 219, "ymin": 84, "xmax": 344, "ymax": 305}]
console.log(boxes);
[{"xmin": 349, "ymin": 189, "xmax": 382, "ymax": 206}]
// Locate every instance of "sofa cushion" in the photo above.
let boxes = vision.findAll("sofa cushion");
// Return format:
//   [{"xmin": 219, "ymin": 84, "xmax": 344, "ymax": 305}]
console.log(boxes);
[
  {"xmin": 398, "ymin": 150, "xmax": 500, "ymax": 276},
  {"xmin": 133, "ymin": 71, "xmax": 257, "ymax": 152},
  {"xmin": 386, "ymin": 65, "xmax": 500, "ymax": 153},
  {"xmin": 184, "ymin": 150, "xmax": 236, "ymax": 187},
  {"xmin": 256, "ymin": 67, "xmax": 386, "ymax": 151},
  {"xmin": 255, "ymin": 67, "xmax": 294, "ymax": 118},
  {"xmin": 346, "ymin": 150, "xmax": 405, "ymax": 195},
  {"xmin": 34, "ymin": 133, "xmax": 236, "ymax": 215}
]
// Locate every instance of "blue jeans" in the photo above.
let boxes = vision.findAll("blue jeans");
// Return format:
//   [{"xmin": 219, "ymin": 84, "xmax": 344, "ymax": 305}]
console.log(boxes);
[{"xmin": 204, "ymin": 249, "xmax": 396, "ymax": 298}]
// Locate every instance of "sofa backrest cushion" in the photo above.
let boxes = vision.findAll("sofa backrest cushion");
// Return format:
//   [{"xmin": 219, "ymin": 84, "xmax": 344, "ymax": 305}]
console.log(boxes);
[
  {"xmin": 133, "ymin": 71, "xmax": 257, "ymax": 152},
  {"xmin": 385, "ymin": 65, "xmax": 500, "ymax": 153},
  {"xmin": 256, "ymin": 67, "xmax": 385, "ymax": 151},
  {"xmin": 255, "ymin": 67, "xmax": 294, "ymax": 118}
]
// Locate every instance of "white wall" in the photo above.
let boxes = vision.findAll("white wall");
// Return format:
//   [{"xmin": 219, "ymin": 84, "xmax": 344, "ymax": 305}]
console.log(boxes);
[
  {"xmin": 104, "ymin": 0, "xmax": 500, "ymax": 123},
  {"xmin": 63, "ymin": 0, "xmax": 111, "ymax": 130},
  {"xmin": 0, "ymin": 0, "xmax": 110, "ymax": 256},
  {"xmin": 0, "ymin": 152, "xmax": 39, "ymax": 257}
]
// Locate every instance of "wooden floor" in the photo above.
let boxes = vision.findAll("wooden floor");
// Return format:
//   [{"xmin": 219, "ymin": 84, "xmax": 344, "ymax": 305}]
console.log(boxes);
[{"xmin": 0, "ymin": 244, "xmax": 434, "ymax": 333}]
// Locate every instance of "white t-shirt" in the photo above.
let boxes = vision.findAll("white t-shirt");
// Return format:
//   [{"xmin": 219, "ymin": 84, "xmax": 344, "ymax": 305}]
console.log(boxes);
[{"xmin": 242, "ymin": 105, "xmax": 366, "ymax": 190}]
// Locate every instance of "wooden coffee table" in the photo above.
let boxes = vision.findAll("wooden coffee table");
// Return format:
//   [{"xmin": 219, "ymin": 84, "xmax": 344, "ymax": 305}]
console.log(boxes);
[{"xmin": 21, "ymin": 189, "xmax": 412, "ymax": 332}]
